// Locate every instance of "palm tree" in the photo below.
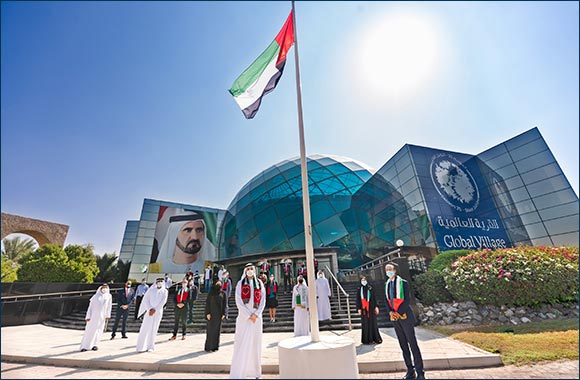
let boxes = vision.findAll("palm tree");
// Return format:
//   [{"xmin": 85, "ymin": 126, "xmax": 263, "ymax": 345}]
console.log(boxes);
[
  {"xmin": 1, "ymin": 236, "xmax": 37, "ymax": 263},
  {"xmin": 94, "ymin": 252, "xmax": 119, "ymax": 282}
]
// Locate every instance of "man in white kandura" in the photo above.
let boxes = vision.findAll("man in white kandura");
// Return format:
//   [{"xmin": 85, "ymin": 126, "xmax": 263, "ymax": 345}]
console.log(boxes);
[
  {"xmin": 80, "ymin": 284, "xmax": 112, "ymax": 352},
  {"xmin": 292, "ymin": 275, "xmax": 310, "ymax": 337},
  {"xmin": 315, "ymin": 270, "xmax": 332, "ymax": 321},
  {"xmin": 136, "ymin": 277, "xmax": 168, "ymax": 352},
  {"xmin": 157, "ymin": 211, "xmax": 216, "ymax": 275},
  {"xmin": 229, "ymin": 263, "xmax": 266, "ymax": 379}
]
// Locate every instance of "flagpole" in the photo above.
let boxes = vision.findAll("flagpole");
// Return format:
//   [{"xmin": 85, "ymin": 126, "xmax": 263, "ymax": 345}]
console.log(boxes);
[{"xmin": 291, "ymin": 0, "xmax": 320, "ymax": 343}]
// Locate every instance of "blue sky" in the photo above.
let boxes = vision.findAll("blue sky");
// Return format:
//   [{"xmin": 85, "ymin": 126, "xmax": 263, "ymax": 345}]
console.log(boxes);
[{"xmin": 2, "ymin": 1, "xmax": 578, "ymax": 256}]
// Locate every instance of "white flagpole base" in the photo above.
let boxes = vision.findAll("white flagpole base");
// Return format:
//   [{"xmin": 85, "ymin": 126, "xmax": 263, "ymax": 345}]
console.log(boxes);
[{"xmin": 278, "ymin": 335, "xmax": 358, "ymax": 378}]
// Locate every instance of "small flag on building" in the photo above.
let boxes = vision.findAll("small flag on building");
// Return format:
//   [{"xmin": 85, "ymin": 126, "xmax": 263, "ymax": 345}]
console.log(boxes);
[{"xmin": 228, "ymin": 11, "xmax": 294, "ymax": 119}]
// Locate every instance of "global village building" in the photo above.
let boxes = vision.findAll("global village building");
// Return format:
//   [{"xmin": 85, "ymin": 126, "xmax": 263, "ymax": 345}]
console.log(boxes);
[{"xmin": 119, "ymin": 127, "xmax": 579, "ymax": 282}]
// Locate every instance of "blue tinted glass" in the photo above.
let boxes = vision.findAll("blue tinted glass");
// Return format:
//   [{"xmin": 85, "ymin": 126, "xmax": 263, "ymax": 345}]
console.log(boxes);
[
  {"xmin": 317, "ymin": 176, "xmax": 347, "ymax": 194},
  {"xmin": 514, "ymin": 150, "xmax": 555, "ymax": 173},
  {"xmin": 309, "ymin": 167, "xmax": 333, "ymax": 182},
  {"xmin": 478, "ymin": 143, "xmax": 508, "ymax": 161},
  {"xmin": 311, "ymin": 199, "xmax": 337, "ymax": 224},
  {"xmin": 485, "ymin": 153, "xmax": 514, "ymax": 171},
  {"xmin": 521, "ymin": 163, "xmax": 561, "ymax": 184},
  {"xmin": 238, "ymin": 220, "xmax": 258, "ymax": 245},
  {"xmin": 314, "ymin": 215, "xmax": 348, "ymax": 245},
  {"xmin": 525, "ymin": 222, "xmax": 548, "ymax": 239},
  {"xmin": 509, "ymin": 138, "xmax": 547, "ymax": 162},
  {"xmin": 395, "ymin": 153, "xmax": 411, "ymax": 173},
  {"xmin": 533, "ymin": 188, "xmax": 578, "ymax": 210},
  {"xmin": 326, "ymin": 163, "xmax": 351, "ymax": 176},
  {"xmin": 504, "ymin": 128, "xmax": 542, "ymax": 150},
  {"xmin": 289, "ymin": 233, "xmax": 305, "ymax": 250},
  {"xmin": 254, "ymin": 207, "xmax": 279, "ymax": 231},
  {"xmin": 274, "ymin": 198, "xmax": 301, "ymax": 218},
  {"xmin": 280, "ymin": 210, "xmax": 305, "ymax": 239},
  {"xmin": 262, "ymin": 166, "xmax": 281, "ymax": 182},
  {"xmin": 307, "ymin": 159, "xmax": 322, "ymax": 170},
  {"xmin": 551, "ymin": 232, "xmax": 579, "ymax": 246},
  {"xmin": 281, "ymin": 164, "xmax": 302, "ymax": 180},
  {"xmin": 539, "ymin": 202, "xmax": 579, "ymax": 221},
  {"xmin": 241, "ymin": 235, "xmax": 264, "ymax": 255},
  {"xmin": 527, "ymin": 176, "xmax": 570, "ymax": 198},
  {"xmin": 544, "ymin": 214, "xmax": 578, "ymax": 235},
  {"xmin": 354, "ymin": 170, "xmax": 372, "ymax": 182},
  {"xmin": 259, "ymin": 222, "xmax": 286, "ymax": 251},
  {"xmin": 337, "ymin": 173, "xmax": 363, "ymax": 191}
]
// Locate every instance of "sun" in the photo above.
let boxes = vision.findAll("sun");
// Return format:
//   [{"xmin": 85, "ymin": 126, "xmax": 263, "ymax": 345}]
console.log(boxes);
[{"xmin": 356, "ymin": 11, "xmax": 441, "ymax": 102}]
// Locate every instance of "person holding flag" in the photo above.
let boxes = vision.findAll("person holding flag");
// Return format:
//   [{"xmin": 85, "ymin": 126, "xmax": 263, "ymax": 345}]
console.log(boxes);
[{"xmin": 385, "ymin": 262, "xmax": 425, "ymax": 380}]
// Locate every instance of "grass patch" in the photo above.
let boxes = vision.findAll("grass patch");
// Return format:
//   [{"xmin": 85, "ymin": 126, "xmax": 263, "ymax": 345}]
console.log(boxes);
[{"xmin": 424, "ymin": 318, "xmax": 579, "ymax": 365}]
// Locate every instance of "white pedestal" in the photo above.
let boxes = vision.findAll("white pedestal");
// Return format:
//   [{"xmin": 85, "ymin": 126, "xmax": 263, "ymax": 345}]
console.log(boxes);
[{"xmin": 278, "ymin": 335, "xmax": 358, "ymax": 379}]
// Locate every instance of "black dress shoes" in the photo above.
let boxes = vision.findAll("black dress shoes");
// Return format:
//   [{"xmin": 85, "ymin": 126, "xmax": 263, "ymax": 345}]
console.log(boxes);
[
  {"xmin": 91, "ymin": 346, "xmax": 98, "ymax": 351},
  {"xmin": 403, "ymin": 370, "xmax": 416, "ymax": 379},
  {"xmin": 416, "ymin": 372, "xmax": 425, "ymax": 380},
  {"xmin": 80, "ymin": 348, "xmax": 88, "ymax": 352}
]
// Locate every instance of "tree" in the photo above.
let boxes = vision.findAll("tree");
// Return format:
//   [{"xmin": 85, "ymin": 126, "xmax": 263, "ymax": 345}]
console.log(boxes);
[
  {"xmin": 115, "ymin": 259, "xmax": 132, "ymax": 282},
  {"xmin": 17, "ymin": 244, "xmax": 99, "ymax": 283},
  {"xmin": 1, "ymin": 255, "xmax": 18, "ymax": 282},
  {"xmin": 95, "ymin": 252, "xmax": 119, "ymax": 283},
  {"xmin": 1, "ymin": 236, "xmax": 37, "ymax": 263}
]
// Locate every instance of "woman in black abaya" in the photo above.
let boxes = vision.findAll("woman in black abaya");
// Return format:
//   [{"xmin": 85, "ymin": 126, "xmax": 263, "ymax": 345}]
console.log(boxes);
[
  {"xmin": 356, "ymin": 275, "xmax": 383, "ymax": 345},
  {"xmin": 204, "ymin": 281, "xmax": 227, "ymax": 352}
]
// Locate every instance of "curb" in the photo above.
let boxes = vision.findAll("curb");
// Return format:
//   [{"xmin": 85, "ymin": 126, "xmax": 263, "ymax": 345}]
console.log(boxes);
[{"xmin": 1, "ymin": 354, "xmax": 502, "ymax": 374}]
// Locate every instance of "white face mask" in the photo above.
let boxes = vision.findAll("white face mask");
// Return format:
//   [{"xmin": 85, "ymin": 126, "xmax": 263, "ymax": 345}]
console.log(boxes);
[
  {"xmin": 246, "ymin": 269, "xmax": 255, "ymax": 278},
  {"xmin": 386, "ymin": 271, "xmax": 395, "ymax": 278},
  {"xmin": 318, "ymin": 274, "xmax": 323, "ymax": 278},
  {"xmin": 361, "ymin": 280, "xmax": 367, "ymax": 286},
  {"xmin": 100, "ymin": 288, "xmax": 109, "ymax": 294},
  {"xmin": 156, "ymin": 282, "xmax": 163, "ymax": 288}
]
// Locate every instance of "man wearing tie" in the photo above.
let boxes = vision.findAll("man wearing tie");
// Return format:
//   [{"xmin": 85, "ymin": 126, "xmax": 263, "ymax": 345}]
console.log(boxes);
[
  {"xmin": 385, "ymin": 262, "xmax": 425, "ymax": 380},
  {"xmin": 170, "ymin": 278, "xmax": 190, "ymax": 340},
  {"xmin": 111, "ymin": 281, "xmax": 135, "ymax": 339}
]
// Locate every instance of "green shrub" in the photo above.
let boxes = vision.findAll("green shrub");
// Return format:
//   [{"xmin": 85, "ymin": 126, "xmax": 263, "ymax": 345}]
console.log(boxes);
[
  {"xmin": 443, "ymin": 246, "xmax": 578, "ymax": 306},
  {"xmin": 429, "ymin": 249, "xmax": 471, "ymax": 272},
  {"xmin": 413, "ymin": 270, "xmax": 453, "ymax": 305}
]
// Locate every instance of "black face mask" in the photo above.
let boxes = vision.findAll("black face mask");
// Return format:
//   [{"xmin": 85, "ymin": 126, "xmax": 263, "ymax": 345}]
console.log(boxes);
[{"xmin": 298, "ymin": 279, "xmax": 304, "ymax": 284}]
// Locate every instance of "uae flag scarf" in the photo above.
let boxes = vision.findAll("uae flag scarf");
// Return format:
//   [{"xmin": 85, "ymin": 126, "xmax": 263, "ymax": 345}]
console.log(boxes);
[{"xmin": 386, "ymin": 276, "xmax": 405, "ymax": 312}]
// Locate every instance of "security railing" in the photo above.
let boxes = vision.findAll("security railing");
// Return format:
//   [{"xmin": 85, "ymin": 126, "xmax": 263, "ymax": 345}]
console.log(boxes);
[
  {"xmin": 323, "ymin": 265, "xmax": 352, "ymax": 331},
  {"xmin": 1, "ymin": 288, "xmax": 124, "ymax": 303},
  {"xmin": 342, "ymin": 248, "xmax": 402, "ymax": 278}
]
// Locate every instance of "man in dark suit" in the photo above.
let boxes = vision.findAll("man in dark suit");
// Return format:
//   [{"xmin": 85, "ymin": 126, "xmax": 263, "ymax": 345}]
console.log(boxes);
[
  {"xmin": 111, "ymin": 280, "xmax": 136, "ymax": 339},
  {"xmin": 385, "ymin": 262, "xmax": 425, "ymax": 380}
]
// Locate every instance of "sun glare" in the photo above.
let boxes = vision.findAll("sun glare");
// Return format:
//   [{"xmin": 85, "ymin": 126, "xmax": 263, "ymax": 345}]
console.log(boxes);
[{"xmin": 356, "ymin": 11, "xmax": 441, "ymax": 102}]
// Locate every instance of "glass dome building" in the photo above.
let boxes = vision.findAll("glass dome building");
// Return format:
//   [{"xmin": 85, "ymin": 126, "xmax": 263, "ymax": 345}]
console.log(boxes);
[
  {"xmin": 121, "ymin": 128, "xmax": 579, "ymax": 281},
  {"xmin": 219, "ymin": 154, "xmax": 375, "ymax": 266}
]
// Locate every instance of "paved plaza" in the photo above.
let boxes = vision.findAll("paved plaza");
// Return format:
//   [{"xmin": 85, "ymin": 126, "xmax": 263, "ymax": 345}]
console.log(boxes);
[{"xmin": 1, "ymin": 324, "xmax": 577, "ymax": 379}]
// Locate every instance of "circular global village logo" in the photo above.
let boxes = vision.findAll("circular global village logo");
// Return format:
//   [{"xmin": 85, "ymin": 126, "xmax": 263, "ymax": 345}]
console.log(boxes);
[{"xmin": 430, "ymin": 154, "xmax": 480, "ymax": 212}]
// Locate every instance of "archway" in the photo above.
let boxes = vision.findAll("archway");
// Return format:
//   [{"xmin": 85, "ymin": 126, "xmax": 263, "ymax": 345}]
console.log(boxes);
[{"xmin": 1, "ymin": 212, "xmax": 69, "ymax": 247}]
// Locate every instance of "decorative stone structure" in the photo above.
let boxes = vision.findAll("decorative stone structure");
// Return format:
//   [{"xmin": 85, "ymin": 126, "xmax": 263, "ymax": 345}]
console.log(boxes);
[{"xmin": 1, "ymin": 212, "xmax": 69, "ymax": 246}]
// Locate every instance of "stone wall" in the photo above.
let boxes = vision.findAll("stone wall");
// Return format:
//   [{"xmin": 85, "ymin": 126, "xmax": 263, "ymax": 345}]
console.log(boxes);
[{"xmin": 416, "ymin": 301, "xmax": 579, "ymax": 326}]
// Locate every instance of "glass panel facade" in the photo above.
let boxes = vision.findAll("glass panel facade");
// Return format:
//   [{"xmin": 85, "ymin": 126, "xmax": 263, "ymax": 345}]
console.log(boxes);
[
  {"xmin": 219, "ymin": 156, "xmax": 375, "ymax": 268},
  {"xmin": 122, "ymin": 128, "xmax": 577, "ymax": 277},
  {"xmin": 477, "ymin": 127, "xmax": 579, "ymax": 246}
]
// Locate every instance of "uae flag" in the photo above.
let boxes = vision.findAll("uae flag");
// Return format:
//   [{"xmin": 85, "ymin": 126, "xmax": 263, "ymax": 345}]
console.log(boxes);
[{"xmin": 229, "ymin": 11, "xmax": 295, "ymax": 119}]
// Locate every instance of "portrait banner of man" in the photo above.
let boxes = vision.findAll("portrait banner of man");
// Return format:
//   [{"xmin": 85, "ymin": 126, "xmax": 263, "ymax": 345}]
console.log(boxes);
[{"xmin": 149, "ymin": 207, "xmax": 217, "ymax": 276}]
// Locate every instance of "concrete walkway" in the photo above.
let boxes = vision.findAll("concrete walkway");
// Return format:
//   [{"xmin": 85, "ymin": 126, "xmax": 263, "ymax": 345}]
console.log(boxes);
[{"xmin": 1, "ymin": 324, "xmax": 501, "ymax": 375}]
